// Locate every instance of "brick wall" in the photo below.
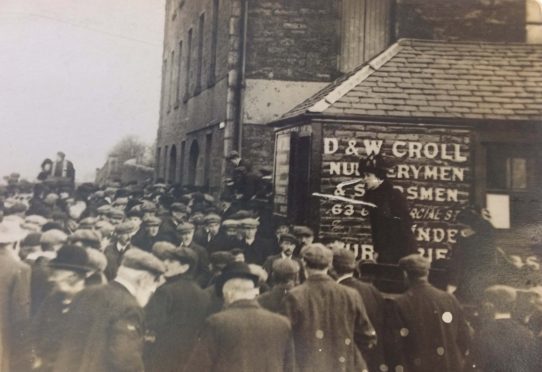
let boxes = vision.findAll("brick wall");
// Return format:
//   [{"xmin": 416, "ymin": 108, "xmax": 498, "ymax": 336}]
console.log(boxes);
[
  {"xmin": 396, "ymin": 0, "xmax": 526, "ymax": 42},
  {"xmin": 241, "ymin": 124, "xmax": 275, "ymax": 173},
  {"xmin": 245, "ymin": 0, "xmax": 341, "ymax": 81},
  {"xmin": 317, "ymin": 122, "xmax": 473, "ymax": 261}
]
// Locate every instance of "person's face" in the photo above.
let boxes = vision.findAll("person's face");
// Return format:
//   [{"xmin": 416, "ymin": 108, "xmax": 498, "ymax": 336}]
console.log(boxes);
[
  {"xmin": 128, "ymin": 216, "xmax": 141, "ymax": 227},
  {"xmin": 134, "ymin": 273, "xmax": 161, "ymax": 307},
  {"xmin": 280, "ymin": 241, "xmax": 295, "ymax": 256},
  {"xmin": 43, "ymin": 163, "xmax": 52, "ymax": 171},
  {"xmin": 180, "ymin": 231, "xmax": 194, "ymax": 245},
  {"xmin": 300, "ymin": 235, "xmax": 313, "ymax": 246},
  {"xmin": 143, "ymin": 212, "xmax": 155, "ymax": 220},
  {"xmin": 276, "ymin": 226, "xmax": 289, "ymax": 237},
  {"xmin": 172, "ymin": 211, "xmax": 187, "ymax": 223},
  {"xmin": 206, "ymin": 222, "xmax": 221, "ymax": 236},
  {"xmin": 146, "ymin": 225, "xmax": 159, "ymax": 237},
  {"xmin": 243, "ymin": 226, "xmax": 257, "ymax": 240},
  {"xmin": 117, "ymin": 232, "xmax": 132, "ymax": 245},
  {"xmin": 225, "ymin": 227, "xmax": 238, "ymax": 237},
  {"xmin": 49, "ymin": 269, "xmax": 85, "ymax": 296},
  {"xmin": 363, "ymin": 172, "xmax": 381, "ymax": 190},
  {"xmin": 234, "ymin": 253, "xmax": 245, "ymax": 262},
  {"xmin": 109, "ymin": 216, "xmax": 123, "ymax": 225}
]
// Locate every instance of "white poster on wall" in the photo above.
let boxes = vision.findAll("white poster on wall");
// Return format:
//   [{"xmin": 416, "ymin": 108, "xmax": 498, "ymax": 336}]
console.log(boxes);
[{"xmin": 486, "ymin": 193, "xmax": 511, "ymax": 229}]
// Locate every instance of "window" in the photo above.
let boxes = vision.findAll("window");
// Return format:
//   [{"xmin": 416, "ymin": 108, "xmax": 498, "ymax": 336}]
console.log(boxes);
[
  {"xmin": 176, "ymin": 41, "xmax": 183, "ymax": 104},
  {"xmin": 196, "ymin": 13, "xmax": 205, "ymax": 93},
  {"xmin": 168, "ymin": 50, "xmax": 175, "ymax": 111},
  {"xmin": 209, "ymin": 0, "xmax": 219, "ymax": 85},
  {"xmin": 184, "ymin": 29, "xmax": 192, "ymax": 100},
  {"xmin": 487, "ymin": 146, "xmax": 533, "ymax": 191}
]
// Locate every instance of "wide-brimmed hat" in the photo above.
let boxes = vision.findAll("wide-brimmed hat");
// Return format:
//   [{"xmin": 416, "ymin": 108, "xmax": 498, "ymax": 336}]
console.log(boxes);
[{"xmin": 215, "ymin": 261, "xmax": 259, "ymax": 296}]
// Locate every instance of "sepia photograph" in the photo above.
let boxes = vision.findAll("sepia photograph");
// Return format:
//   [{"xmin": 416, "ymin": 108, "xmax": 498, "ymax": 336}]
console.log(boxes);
[{"xmin": 0, "ymin": 0, "xmax": 541, "ymax": 371}]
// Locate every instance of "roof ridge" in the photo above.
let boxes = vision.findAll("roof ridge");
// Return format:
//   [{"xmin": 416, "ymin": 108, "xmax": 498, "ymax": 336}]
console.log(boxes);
[
  {"xmin": 400, "ymin": 37, "xmax": 542, "ymax": 47},
  {"xmin": 306, "ymin": 42, "xmax": 402, "ymax": 114}
]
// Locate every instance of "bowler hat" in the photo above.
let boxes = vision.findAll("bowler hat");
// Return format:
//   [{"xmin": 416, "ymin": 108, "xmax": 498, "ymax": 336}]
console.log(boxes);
[
  {"xmin": 49, "ymin": 244, "xmax": 93, "ymax": 273},
  {"xmin": 215, "ymin": 261, "xmax": 260, "ymax": 296}
]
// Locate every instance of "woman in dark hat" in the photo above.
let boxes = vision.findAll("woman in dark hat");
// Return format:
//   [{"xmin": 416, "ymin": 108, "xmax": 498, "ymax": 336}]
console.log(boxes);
[
  {"xmin": 359, "ymin": 154, "xmax": 417, "ymax": 264},
  {"xmin": 37, "ymin": 158, "xmax": 53, "ymax": 182}
]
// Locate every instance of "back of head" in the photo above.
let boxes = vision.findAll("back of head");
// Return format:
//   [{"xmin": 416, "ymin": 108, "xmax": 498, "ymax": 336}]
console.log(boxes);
[
  {"xmin": 484, "ymin": 285, "xmax": 517, "ymax": 314},
  {"xmin": 222, "ymin": 277, "xmax": 258, "ymax": 305},
  {"xmin": 302, "ymin": 243, "xmax": 333, "ymax": 271},
  {"xmin": 272, "ymin": 258, "xmax": 300, "ymax": 284},
  {"xmin": 398, "ymin": 254, "xmax": 430, "ymax": 280}
]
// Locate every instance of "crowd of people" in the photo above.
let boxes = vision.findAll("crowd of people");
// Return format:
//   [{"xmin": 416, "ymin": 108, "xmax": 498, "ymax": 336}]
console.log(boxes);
[{"xmin": 0, "ymin": 153, "xmax": 541, "ymax": 372}]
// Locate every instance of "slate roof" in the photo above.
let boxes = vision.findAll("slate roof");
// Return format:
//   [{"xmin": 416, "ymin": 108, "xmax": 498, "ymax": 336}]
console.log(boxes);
[{"xmin": 281, "ymin": 39, "xmax": 542, "ymax": 122}]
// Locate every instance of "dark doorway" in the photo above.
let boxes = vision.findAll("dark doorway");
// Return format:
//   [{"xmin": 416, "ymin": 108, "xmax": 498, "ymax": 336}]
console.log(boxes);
[
  {"xmin": 168, "ymin": 145, "xmax": 177, "ymax": 183},
  {"xmin": 288, "ymin": 134, "xmax": 312, "ymax": 224},
  {"xmin": 188, "ymin": 140, "xmax": 200, "ymax": 186}
]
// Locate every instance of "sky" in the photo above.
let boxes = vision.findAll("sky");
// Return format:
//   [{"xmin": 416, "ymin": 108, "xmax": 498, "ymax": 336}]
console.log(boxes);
[{"xmin": 0, "ymin": 0, "xmax": 165, "ymax": 182}]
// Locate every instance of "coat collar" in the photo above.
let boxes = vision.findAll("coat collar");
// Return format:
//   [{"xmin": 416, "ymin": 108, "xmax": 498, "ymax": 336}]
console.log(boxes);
[
  {"xmin": 306, "ymin": 273, "xmax": 333, "ymax": 282},
  {"xmin": 226, "ymin": 299, "xmax": 261, "ymax": 310}
]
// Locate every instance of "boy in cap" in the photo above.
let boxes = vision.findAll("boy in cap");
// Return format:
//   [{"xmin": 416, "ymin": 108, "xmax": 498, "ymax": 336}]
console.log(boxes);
[
  {"xmin": 145, "ymin": 244, "xmax": 210, "ymax": 372},
  {"xmin": 333, "ymin": 248, "xmax": 386, "ymax": 372},
  {"xmin": 389, "ymin": 254, "xmax": 471, "ymax": 372},
  {"xmin": 237, "ymin": 218, "xmax": 277, "ymax": 266},
  {"xmin": 177, "ymin": 222, "xmax": 210, "ymax": 287},
  {"xmin": 54, "ymin": 248, "xmax": 165, "ymax": 372},
  {"xmin": 157, "ymin": 203, "xmax": 188, "ymax": 244},
  {"xmin": 185, "ymin": 261, "xmax": 295, "ymax": 372},
  {"xmin": 131, "ymin": 215, "xmax": 162, "ymax": 252},
  {"xmin": 292, "ymin": 226, "xmax": 314, "ymax": 257},
  {"xmin": 282, "ymin": 243, "xmax": 376, "ymax": 372},
  {"xmin": 0, "ymin": 221, "xmax": 31, "ymax": 371}
]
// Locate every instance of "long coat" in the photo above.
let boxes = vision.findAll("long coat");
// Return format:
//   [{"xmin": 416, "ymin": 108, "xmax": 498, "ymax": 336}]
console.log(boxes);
[
  {"xmin": 282, "ymin": 274, "xmax": 376, "ymax": 372},
  {"xmin": 0, "ymin": 249, "xmax": 31, "ymax": 371},
  {"xmin": 53, "ymin": 282, "xmax": 145, "ymax": 372},
  {"xmin": 389, "ymin": 280, "xmax": 471, "ymax": 372},
  {"xmin": 184, "ymin": 299, "xmax": 295, "ymax": 372},
  {"xmin": 364, "ymin": 179, "xmax": 417, "ymax": 263},
  {"xmin": 144, "ymin": 275, "xmax": 210, "ymax": 372},
  {"xmin": 338, "ymin": 275, "xmax": 386, "ymax": 372},
  {"xmin": 237, "ymin": 237, "xmax": 278, "ymax": 266}
]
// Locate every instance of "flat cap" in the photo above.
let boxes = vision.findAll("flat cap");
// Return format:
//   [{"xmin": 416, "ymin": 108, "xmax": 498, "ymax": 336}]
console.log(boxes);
[
  {"xmin": 210, "ymin": 251, "xmax": 235, "ymax": 266},
  {"xmin": 8, "ymin": 202, "xmax": 28, "ymax": 214},
  {"xmin": 225, "ymin": 150, "xmax": 240, "ymax": 160},
  {"xmin": 333, "ymin": 249, "xmax": 356, "ymax": 270},
  {"xmin": 70, "ymin": 229, "xmax": 102, "ymax": 244},
  {"xmin": 96, "ymin": 205, "xmax": 112, "ymax": 215},
  {"xmin": 44, "ymin": 193, "xmax": 59, "ymax": 204},
  {"xmin": 484, "ymin": 285, "xmax": 517, "ymax": 305},
  {"xmin": 177, "ymin": 222, "xmax": 195, "ymax": 234},
  {"xmin": 0, "ymin": 221, "xmax": 27, "ymax": 244},
  {"xmin": 108, "ymin": 208, "xmax": 125, "ymax": 219},
  {"xmin": 279, "ymin": 233, "xmax": 297, "ymax": 244},
  {"xmin": 222, "ymin": 219, "xmax": 240, "ymax": 228},
  {"xmin": 152, "ymin": 241, "xmax": 179, "ymax": 260},
  {"xmin": 248, "ymin": 264, "xmax": 268, "ymax": 283},
  {"xmin": 293, "ymin": 226, "xmax": 314, "ymax": 237},
  {"xmin": 141, "ymin": 202, "xmax": 157, "ymax": 213},
  {"xmin": 272, "ymin": 258, "xmax": 300, "ymax": 276},
  {"xmin": 230, "ymin": 210, "xmax": 254, "ymax": 220},
  {"xmin": 112, "ymin": 197, "xmax": 129, "ymax": 206},
  {"xmin": 25, "ymin": 215, "xmax": 48, "ymax": 226},
  {"xmin": 302, "ymin": 243, "xmax": 333, "ymax": 267},
  {"xmin": 95, "ymin": 221, "xmax": 114, "ymax": 236},
  {"xmin": 203, "ymin": 213, "xmax": 222, "ymax": 225},
  {"xmin": 115, "ymin": 221, "xmax": 138, "ymax": 235},
  {"xmin": 189, "ymin": 212, "xmax": 205, "ymax": 225},
  {"xmin": 79, "ymin": 217, "xmax": 98, "ymax": 229},
  {"xmin": 85, "ymin": 248, "xmax": 108, "ymax": 272},
  {"xmin": 121, "ymin": 248, "xmax": 166, "ymax": 275},
  {"xmin": 170, "ymin": 203, "xmax": 189, "ymax": 213},
  {"xmin": 398, "ymin": 254, "xmax": 430, "ymax": 274},
  {"xmin": 143, "ymin": 215, "xmax": 162, "ymax": 227},
  {"xmin": 240, "ymin": 218, "xmax": 260, "ymax": 228},
  {"xmin": 22, "ymin": 232, "xmax": 42, "ymax": 247},
  {"xmin": 40, "ymin": 229, "xmax": 68, "ymax": 246}
]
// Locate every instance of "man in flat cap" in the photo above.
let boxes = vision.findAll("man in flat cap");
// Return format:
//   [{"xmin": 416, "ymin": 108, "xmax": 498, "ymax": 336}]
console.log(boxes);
[
  {"xmin": 52, "ymin": 151, "xmax": 75, "ymax": 184},
  {"xmin": 282, "ymin": 243, "xmax": 376, "ymax": 372},
  {"xmin": 107, "ymin": 208, "xmax": 125, "ymax": 226},
  {"xmin": 263, "ymin": 233, "xmax": 302, "ymax": 276},
  {"xmin": 32, "ymin": 244, "xmax": 94, "ymax": 371},
  {"xmin": 0, "ymin": 221, "xmax": 31, "ymax": 371},
  {"xmin": 157, "ymin": 203, "xmax": 188, "ymax": 244},
  {"xmin": 185, "ymin": 262, "xmax": 295, "ymax": 372},
  {"xmin": 54, "ymin": 248, "xmax": 165, "ymax": 372},
  {"xmin": 388, "ymin": 254, "xmax": 471, "ymax": 372},
  {"xmin": 131, "ymin": 215, "xmax": 162, "ymax": 252},
  {"xmin": 258, "ymin": 258, "xmax": 300, "ymax": 313},
  {"xmin": 236, "ymin": 218, "xmax": 277, "ymax": 266},
  {"xmin": 194, "ymin": 213, "xmax": 221, "ymax": 249},
  {"xmin": 104, "ymin": 221, "xmax": 138, "ymax": 280},
  {"xmin": 333, "ymin": 248, "xmax": 386, "ymax": 372},
  {"xmin": 177, "ymin": 222, "xmax": 210, "ymax": 287},
  {"xmin": 292, "ymin": 225, "xmax": 314, "ymax": 257},
  {"xmin": 358, "ymin": 153, "xmax": 417, "ymax": 264},
  {"xmin": 70, "ymin": 229, "xmax": 102, "ymax": 250},
  {"xmin": 145, "ymin": 244, "xmax": 210, "ymax": 372}
]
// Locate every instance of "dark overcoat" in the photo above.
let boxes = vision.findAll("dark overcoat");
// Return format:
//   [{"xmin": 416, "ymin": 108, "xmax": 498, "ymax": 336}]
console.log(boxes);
[
  {"xmin": 0, "ymin": 249, "xmax": 31, "ymax": 371},
  {"xmin": 53, "ymin": 282, "xmax": 145, "ymax": 372},
  {"xmin": 130, "ymin": 229, "xmax": 161, "ymax": 252},
  {"xmin": 257, "ymin": 284, "xmax": 291, "ymax": 313},
  {"xmin": 364, "ymin": 179, "xmax": 417, "ymax": 263},
  {"xmin": 389, "ymin": 280, "xmax": 471, "ymax": 372},
  {"xmin": 237, "ymin": 237, "xmax": 278, "ymax": 266},
  {"xmin": 144, "ymin": 275, "xmax": 210, "ymax": 372},
  {"xmin": 339, "ymin": 276, "xmax": 386, "ymax": 372},
  {"xmin": 184, "ymin": 299, "xmax": 295, "ymax": 372},
  {"xmin": 282, "ymin": 274, "xmax": 376, "ymax": 372},
  {"xmin": 103, "ymin": 242, "xmax": 132, "ymax": 281}
]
